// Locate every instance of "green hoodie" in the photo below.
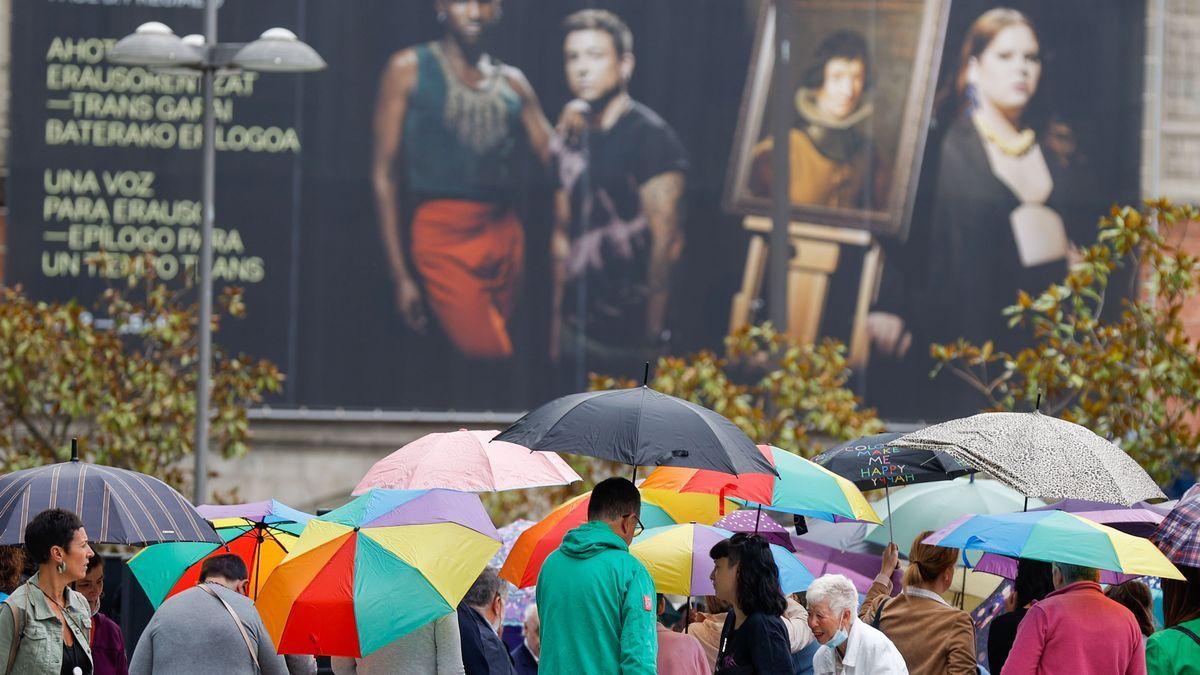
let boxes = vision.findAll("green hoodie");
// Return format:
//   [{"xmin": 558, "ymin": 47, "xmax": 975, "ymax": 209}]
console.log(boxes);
[{"xmin": 536, "ymin": 521, "xmax": 658, "ymax": 674}]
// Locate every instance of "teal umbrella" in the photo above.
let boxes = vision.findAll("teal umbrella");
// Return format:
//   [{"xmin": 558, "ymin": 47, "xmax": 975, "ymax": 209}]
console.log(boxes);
[{"xmin": 865, "ymin": 476, "xmax": 1045, "ymax": 551}]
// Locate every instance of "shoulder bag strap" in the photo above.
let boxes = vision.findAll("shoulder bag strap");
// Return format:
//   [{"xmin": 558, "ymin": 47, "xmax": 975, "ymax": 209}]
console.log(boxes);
[
  {"xmin": 4, "ymin": 592, "xmax": 28, "ymax": 675},
  {"xmin": 871, "ymin": 596, "xmax": 890, "ymax": 629},
  {"xmin": 1171, "ymin": 624, "xmax": 1200, "ymax": 648},
  {"xmin": 200, "ymin": 584, "xmax": 261, "ymax": 672}
]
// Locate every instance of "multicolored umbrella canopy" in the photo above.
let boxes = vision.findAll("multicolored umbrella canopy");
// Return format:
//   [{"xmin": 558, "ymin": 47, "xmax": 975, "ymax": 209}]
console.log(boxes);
[
  {"xmin": 714, "ymin": 511, "xmax": 795, "ymax": 551},
  {"xmin": 352, "ymin": 429, "xmax": 582, "ymax": 494},
  {"xmin": 791, "ymin": 537, "xmax": 899, "ymax": 594},
  {"xmin": 640, "ymin": 446, "xmax": 879, "ymax": 524},
  {"xmin": 1151, "ymin": 484, "xmax": 1200, "ymax": 568},
  {"xmin": 629, "ymin": 524, "xmax": 814, "ymax": 596},
  {"xmin": 864, "ymin": 477, "xmax": 1045, "ymax": 549},
  {"xmin": 499, "ymin": 488, "xmax": 737, "ymax": 589},
  {"xmin": 0, "ymin": 447, "xmax": 220, "ymax": 545},
  {"xmin": 256, "ymin": 489, "xmax": 501, "ymax": 658},
  {"xmin": 491, "ymin": 520, "xmax": 536, "ymax": 627},
  {"xmin": 813, "ymin": 432, "xmax": 975, "ymax": 490},
  {"xmin": 924, "ymin": 510, "xmax": 1184, "ymax": 580},
  {"xmin": 128, "ymin": 500, "xmax": 312, "ymax": 607},
  {"xmin": 893, "ymin": 412, "xmax": 1166, "ymax": 505}
]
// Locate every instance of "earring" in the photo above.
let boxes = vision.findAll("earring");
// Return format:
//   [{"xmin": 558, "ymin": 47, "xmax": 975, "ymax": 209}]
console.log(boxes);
[
  {"xmin": 965, "ymin": 83, "xmax": 980, "ymax": 113},
  {"xmin": 57, "ymin": 560, "xmax": 67, "ymax": 574}
]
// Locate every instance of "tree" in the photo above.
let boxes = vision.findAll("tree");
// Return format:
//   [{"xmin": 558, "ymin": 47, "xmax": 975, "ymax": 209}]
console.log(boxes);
[
  {"xmin": 0, "ymin": 258, "xmax": 284, "ymax": 492},
  {"xmin": 591, "ymin": 323, "xmax": 884, "ymax": 457},
  {"xmin": 931, "ymin": 200, "xmax": 1200, "ymax": 483}
]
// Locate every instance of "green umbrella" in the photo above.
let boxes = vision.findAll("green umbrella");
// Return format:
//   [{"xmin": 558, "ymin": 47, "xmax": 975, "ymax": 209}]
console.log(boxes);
[{"xmin": 865, "ymin": 476, "xmax": 1045, "ymax": 551}]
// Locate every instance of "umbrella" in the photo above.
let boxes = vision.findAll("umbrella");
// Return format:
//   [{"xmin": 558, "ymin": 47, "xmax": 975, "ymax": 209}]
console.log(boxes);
[
  {"xmin": 256, "ymin": 489, "xmax": 501, "ymax": 657},
  {"xmin": 0, "ymin": 442, "xmax": 219, "ymax": 545},
  {"xmin": 493, "ymin": 381, "xmax": 776, "ymax": 478},
  {"xmin": 813, "ymin": 432, "xmax": 975, "ymax": 490},
  {"xmin": 1151, "ymin": 483, "xmax": 1200, "ymax": 568},
  {"xmin": 641, "ymin": 445, "xmax": 880, "ymax": 524},
  {"xmin": 924, "ymin": 510, "xmax": 1184, "ymax": 580},
  {"xmin": 352, "ymin": 429, "xmax": 581, "ymax": 494},
  {"xmin": 629, "ymin": 524, "xmax": 814, "ymax": 596},
  {"xmin": 790, "ymin": 537, "xmax": 899, "ymax": 595},
  {"xmin": 973, "ymin": 501, "xmax": 1166, "ymax": 584},
  {"xmin": 864, "ymin": 477, "xmax": 1045, "ymax": 551},
  {"xmin": 892, "ymin": 412, "xmax": 1166, "ymax": 505},
  {"xmin": 499, "ymin": 489, "xmax": 737, "ymax": 589},
  {"xmin": 128, "ymin": 500, "xmax": 313, "ymax": 607},
  {"xmin": 799, "ymin": 518, "xmax": 882, "ymax": 555},
  {"xmin": 491, "ymin": 520, "xmax": 537, "ymax": 627},
  {"xmin": 715, "ymin": 511, "xmax": 795, "ymax": 551}
]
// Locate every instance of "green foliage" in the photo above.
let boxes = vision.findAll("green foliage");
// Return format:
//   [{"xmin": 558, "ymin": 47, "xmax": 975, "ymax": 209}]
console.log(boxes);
[
  {"xmin": 592, "ymin": 323, "xmax": 884, "ymax": 457},
  {"xmin": 931, "ymin": 200, "xmax": 1200, "ymax": 483},
  {"xmin": 0, "ymin": 260, "xmax": 284, "ymax": 491}
]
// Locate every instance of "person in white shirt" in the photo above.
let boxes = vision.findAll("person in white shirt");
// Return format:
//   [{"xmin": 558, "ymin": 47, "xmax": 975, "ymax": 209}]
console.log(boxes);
[{"xmin": 806, "ymin": 574, "xmax": 907, "ymax": 675}]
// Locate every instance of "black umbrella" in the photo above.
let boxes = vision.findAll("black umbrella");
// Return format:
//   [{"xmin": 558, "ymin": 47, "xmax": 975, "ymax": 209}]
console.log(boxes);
[
  {"xmin": 811, "ymin": 432, "xmax": 975, "ymax": 542},
  {"xmin": 495, "ymin": 370, "xmax": 776, "ymax": 478},
  {"xmin": 0, "ymin": 440, "xmax": 221, "ymax": 546}
]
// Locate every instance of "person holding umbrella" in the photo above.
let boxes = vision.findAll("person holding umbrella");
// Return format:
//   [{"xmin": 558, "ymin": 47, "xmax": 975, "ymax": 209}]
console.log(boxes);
[
  {"xmin": 1147, "ymin": 484, "xmax": 1200, "ymax": 674},
  {"xmin": 0, "ymin": 508, "xmax": 95, "ymax": 675},
  {"xmin": 859, "ymin": 535, "xmax": 975, "ymax": 675},
  {"xmin": 536, "ymin": 477, "xmax": 657, "ymax": 674}
]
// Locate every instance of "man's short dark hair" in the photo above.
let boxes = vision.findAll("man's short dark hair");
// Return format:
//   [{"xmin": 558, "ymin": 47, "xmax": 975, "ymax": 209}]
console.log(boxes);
[
  {"xmin": 1054, "ymin": 562, "xmax": 1100, "ymax": 585},
  {"xmin": 562, "ymin": 9, "xmax": 633, "ymax": 58},
  {"xmin": 803, "ymin": 29, "xmax": 871, "ymax": 90},
  {"xmin": 587, "ymin": 477, "xmax": 641, "ymax": 522},
  {"xmin": 200, "ymin": 553, "xmax": 248, "ymax": 582},
  {"xmin": 462, "ymin": 566, "xmax": 504, "ymax": 608},
  {"xmin": 24, "ymin": 508, "xmax": 85, "ymax": 566}
]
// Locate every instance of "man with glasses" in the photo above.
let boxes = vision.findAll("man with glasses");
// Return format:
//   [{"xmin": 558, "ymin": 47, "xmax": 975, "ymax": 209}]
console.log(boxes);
[{"xmin": 536, "ymin": 477, "xmax": 657, "ymax": 674}]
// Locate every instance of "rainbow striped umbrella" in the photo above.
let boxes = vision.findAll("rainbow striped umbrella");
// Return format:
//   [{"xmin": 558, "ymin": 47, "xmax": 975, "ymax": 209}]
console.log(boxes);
[
  {"xmin": 499, "ymin": 488, "xmax": 736, "ymax": 589},
  {"xmin": 255, "ymin": 489, "xmax": 501, "ymax": 658},
  {"xmin": 630, "ymin": 523, "xmax": 814, "ymax": 595},
  {"xmin": 128, "ymin": 500, "xmax": 312, "ymax": 607},
  {"xmin": 641, "ymin": 445, "xmax": 879, "ymax": 523},
  {"xmin": 924, "ymin": 510, "xmax": 1184, "ymax": 580}
]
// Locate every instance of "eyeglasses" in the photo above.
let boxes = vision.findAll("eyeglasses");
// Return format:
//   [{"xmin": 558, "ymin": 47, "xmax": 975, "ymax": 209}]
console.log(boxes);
[{"xmin": 624, "ymin": 513, "xmax": 645, "ymax": 536}]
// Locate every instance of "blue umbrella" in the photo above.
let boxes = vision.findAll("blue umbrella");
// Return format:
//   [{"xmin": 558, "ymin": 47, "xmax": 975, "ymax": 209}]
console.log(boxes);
[{"xmin": 0, "ymin": 442, "xmax": 220, "ymax": 545}]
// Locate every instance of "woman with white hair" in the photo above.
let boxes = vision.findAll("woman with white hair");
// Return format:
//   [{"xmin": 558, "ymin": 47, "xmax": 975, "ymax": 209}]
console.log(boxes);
[{"xmin": 806, "ymin": 574, "xmax": 907, "ymax": 674}]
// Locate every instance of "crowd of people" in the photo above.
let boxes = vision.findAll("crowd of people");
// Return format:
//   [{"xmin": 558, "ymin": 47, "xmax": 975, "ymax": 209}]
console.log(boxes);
[{"xmin": 0, "ymin": 480, "xmax": 1197, "ymax": 674}]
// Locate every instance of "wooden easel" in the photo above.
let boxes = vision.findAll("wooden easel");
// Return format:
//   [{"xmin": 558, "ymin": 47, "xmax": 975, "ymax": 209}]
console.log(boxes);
[{"xmin": 729, "ymin": 216, "xmax": 881, "ymax": 368}]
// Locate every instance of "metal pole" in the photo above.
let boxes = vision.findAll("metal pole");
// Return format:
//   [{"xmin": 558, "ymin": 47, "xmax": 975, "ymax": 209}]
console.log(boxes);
[
  {"xmin": 767, "ymin": 0, "xmax": 792, "ymax": 328},
  {"xmin": 884, "ymin": 483, "xmax": 894, "ymax": 543},
  {"xmin": 194, "ymin": 0, "xmax": 218, "ymax": 505}
]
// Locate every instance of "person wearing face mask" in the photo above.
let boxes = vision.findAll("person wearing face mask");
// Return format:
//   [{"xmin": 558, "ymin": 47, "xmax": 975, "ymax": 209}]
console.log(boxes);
[
  {"xmin": 458, "ymin": 567, "xmax": 515, "ymax": 675},
  {"xmin": 128, "ymin": 554, "xmax": 287, "ymax": 675},
  {"xmin": 807, "ymin": 574, "xmax": 907, "ymax": 675},
  {"xmin": 709, "ymin": 533, "xmax": 793, "ymax": 674},
  {"xmin": 0, "ymin": 508, "xmax": 95, "ymax": 675},
  {"xmin": 72, "ymin": 557, "xmax": 126, "ymax": 675},
  {"xmin": 509, "ymin": 604, "xmax": 538, "ymax": 674},
  {"xmin": 859, "ymin": 535, "xmax": 975, "ymax": 675},
  {"xmin": 748, "ymin": 30, "xmax": 888, "ymax": 210}
]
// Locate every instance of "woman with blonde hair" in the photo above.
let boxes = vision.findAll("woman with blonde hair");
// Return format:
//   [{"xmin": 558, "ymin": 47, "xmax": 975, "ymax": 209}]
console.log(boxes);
[{"xmin": 859, "ymin": 533, "xmax": 975, "ymax": 674}]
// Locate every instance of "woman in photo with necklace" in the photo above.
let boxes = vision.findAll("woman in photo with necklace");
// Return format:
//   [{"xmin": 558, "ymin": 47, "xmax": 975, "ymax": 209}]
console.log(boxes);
[
  {"xmin": 868, "ymin": 7, "xmax": 1099, "ymax": 415},
  {"xmin": 372, "ymin": 0, "xmax": 554, "ymax": 361},
  {"xmin": 0, "ymin": 508, "xmax": 95, "ymax": 675}
]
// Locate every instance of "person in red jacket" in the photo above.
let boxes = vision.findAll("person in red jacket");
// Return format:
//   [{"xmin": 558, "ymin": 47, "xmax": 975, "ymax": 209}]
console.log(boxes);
[{"xmin": 1002, "ymin": 562, "xmax": 1145, "ymax": 675}]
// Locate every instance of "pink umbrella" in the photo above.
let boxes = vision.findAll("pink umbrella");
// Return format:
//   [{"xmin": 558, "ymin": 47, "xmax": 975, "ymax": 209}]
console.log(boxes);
[
  {"xmin": 353, "ymin": 429, "xmax": 582, "ymax": 494},
  {"xmin": 791, "ymin": 537, "xmax": 901, "ymax": 595}
]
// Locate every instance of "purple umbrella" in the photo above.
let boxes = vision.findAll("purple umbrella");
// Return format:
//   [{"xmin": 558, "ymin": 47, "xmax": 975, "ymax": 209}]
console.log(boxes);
[
  {"xmin": 492, "ymin": 519, "xmax": 537, "ymax": 627},
  {"xmin": 715, "ymin": 511, "xmax": 796, "ymax": 551},
  {"xmin": 791, "ymin": 536, "xmax": 901, "ymax": 595}
]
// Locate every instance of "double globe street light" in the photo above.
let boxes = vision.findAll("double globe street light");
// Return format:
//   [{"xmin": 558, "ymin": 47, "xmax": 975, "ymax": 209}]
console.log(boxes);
[{"xmin": 109, "ymin": 9, "xmax": 325, "ymax": 504}]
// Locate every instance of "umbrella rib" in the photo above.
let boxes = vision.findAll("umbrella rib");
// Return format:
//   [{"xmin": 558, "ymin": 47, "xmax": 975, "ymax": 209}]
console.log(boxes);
[
  {"xmin": 674, "ymin": 400, "xmax": 740, "ymax": 474},
  {"xmin": 96, "ymin": 465, "xmax": 177, "ymax": 540},
  {"xmin": 525, "ymin": 389, "xmax": 626, "ymax": 453},
  {"xmin": 633, "ymin": 387, "xmax": 647, "ymax": 468}
]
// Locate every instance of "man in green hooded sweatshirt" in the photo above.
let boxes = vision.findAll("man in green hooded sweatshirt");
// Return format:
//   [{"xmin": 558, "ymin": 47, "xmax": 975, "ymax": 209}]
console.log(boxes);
[{"xmin": 536, "ymin": 477, "xmax": 657, "ymax": 673}]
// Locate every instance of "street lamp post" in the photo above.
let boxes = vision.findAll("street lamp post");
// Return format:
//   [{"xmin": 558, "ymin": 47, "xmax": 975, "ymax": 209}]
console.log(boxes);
[{"xmin": 109, "ymin": 2, "xmax": 325, "ymax": 504}]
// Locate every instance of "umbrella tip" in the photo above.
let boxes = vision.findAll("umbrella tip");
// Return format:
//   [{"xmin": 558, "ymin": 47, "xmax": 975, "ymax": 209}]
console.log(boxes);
[
  {"xmin": 1035, "ymin": 390, "xmax": 1042, "ymax": 411},
  {"xmin": 643, "ymin": 361, "xmax": 650, "ymax": 386},
  {"xmin": 70, "ymin": 438, "xmax": 79, "ymax": 462}
]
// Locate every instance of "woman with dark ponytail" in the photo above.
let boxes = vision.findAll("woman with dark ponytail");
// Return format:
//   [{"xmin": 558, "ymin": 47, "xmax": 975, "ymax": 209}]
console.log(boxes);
[{"xmin": 709, "ymin": 533, "xmax": 792, "ymax": 673}]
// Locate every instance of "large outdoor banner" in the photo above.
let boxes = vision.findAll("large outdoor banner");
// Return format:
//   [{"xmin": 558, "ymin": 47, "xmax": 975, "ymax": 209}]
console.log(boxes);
[{"xmin": 5, "ymin": 0, "xmax": 1146, "ymax": 420}]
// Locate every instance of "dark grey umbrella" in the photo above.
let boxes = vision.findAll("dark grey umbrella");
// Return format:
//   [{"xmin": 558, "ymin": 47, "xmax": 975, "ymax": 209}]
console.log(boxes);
[
  {"xmin": 494, "ymin": 383, "xmax": 776, "ymax": 478},
  {"xmin": 0, "ymin": 443, "xmax": 220, "ymax": 545}
]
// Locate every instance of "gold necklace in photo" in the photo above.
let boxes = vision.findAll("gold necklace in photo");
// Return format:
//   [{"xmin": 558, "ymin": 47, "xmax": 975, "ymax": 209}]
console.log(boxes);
[{"xmin": 972, "ymin": 114, "xmax": 1036, "ymax": 157}]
